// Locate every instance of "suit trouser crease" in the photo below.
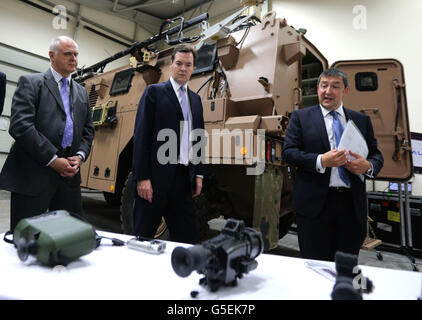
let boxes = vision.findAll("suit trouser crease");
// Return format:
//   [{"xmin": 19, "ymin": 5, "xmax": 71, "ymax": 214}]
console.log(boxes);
[
  {"xmin": 296, "ymin": 188, "xmax": 366, "ymax": 261},
  {"xmin": 133, "ymin": 164, "xmax": 197, "ymax": 244},
  {"xmin": 10, "ymin": 173, "xmax": 83, "ymax": 230}
]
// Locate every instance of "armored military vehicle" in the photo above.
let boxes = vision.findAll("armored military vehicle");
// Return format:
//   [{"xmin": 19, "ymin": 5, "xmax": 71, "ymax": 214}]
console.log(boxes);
[{"xmin": 76, "ymin": 2, "xmax": 412, "ymax": 250}]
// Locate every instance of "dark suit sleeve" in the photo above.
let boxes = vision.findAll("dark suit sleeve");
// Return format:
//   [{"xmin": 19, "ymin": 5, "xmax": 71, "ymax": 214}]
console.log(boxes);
[
  {"xmin": 0, "ymin": 72, "xmax": 5, "ymax": 116},
  {"xmin": 193, "ymin": 95, "xmax": 205, "ymax": 177},
  {"xmin": 282, "ymin": 110, "xmax": 320, "ymax": 173},
  {"xmin": 9, "ymin": 75, "xmax": 58, "ymax": 166},
  {"xmin": 77, "ymin": 86, "xmax": 94, "ymax": 159},
  {"xmin": 132, "ymin": 85, "xmax": 155, "ymax": 182}
]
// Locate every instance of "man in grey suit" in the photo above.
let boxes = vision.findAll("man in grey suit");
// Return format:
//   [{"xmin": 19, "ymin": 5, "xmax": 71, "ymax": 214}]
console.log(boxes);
[{"xmin": 0, "ymin": 36, "xmax": 94, "ymax": 230}]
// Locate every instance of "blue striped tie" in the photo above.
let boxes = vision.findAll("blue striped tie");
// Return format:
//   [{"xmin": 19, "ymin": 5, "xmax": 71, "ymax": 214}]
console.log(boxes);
[
  {"xmin": 60, "ymin": 78, "xmax": 73, "ymax": 148},
  {"xmin": 330, "ymin": 110, "xmax": 350, "ymax": 185}
]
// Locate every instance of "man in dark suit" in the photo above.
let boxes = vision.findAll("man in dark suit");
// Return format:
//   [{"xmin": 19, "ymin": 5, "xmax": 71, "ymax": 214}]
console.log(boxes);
[
  {"xmin": 0, "ymin": 36, "xmax": 94, "ymax": 231},
  {"xmin": 0, "ymin": 71, "xmax": 6, "ymax": 115},
  {"xmin": 282, "ymin": 68, "xmax": 383, "ymax": 261},
  {"xmin": 132, "ymin": 44, "xmax": 205, "ymax": 243}
]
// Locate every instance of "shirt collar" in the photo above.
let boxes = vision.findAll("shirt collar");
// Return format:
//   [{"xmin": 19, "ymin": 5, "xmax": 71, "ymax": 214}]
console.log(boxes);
[
  {"xmin": 50, "ymin": 66, "xmax": 71, "ymax": 85},
  {"xmin": 320, "ymin": 104, "xmax": 345, "ymax": 119},
  {"xmin": 170, "ymin": 76, "xmax": 188, "ymax": 93}
]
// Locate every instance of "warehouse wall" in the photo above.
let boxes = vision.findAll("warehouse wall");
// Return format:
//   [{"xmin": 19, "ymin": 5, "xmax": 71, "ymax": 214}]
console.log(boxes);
[
  {"xmin": 272, "ymin": 0, "xmax": 422, "ymax": 194},
  {"xmin": 0, "ymin": 0, "xmax": 153, "ymax": 69},
  {"xmin": 0, "ymin": 0, "xmax": 155, "ymax": 167}
]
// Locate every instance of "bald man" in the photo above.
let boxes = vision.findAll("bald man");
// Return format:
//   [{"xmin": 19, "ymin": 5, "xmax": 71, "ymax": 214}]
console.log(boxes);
[{"xmin": 0, "ymin": 36, "xmax": 94, "ymax": 230}]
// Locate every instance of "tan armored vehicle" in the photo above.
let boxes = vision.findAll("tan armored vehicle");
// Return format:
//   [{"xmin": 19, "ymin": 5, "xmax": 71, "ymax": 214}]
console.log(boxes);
[{"xmin": 77, "ymin": 2, "xmax": 412, "ymax": 250}]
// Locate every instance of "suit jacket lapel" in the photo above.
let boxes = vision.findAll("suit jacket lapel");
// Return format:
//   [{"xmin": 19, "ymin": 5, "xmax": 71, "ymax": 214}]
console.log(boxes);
[
  {"xmin": 164, "ymin": 80, "xmax": 183, "ymax": 119},
  {"xmin": 44, "ymin": 69, "xmax": 65, "ymax": 114},
  {"xmin": 187, "ymin": 88, "xmax": 196, "ymax": 119},
  {"xmin": 70, "ymin": 79, "xmax": 78, "ymax": 114},
  {"xmin": 343, "ymin": 107, "xmax": 353, "ymax": 123},
  {"xmin": 312, "ymin": 105, "xmax": 330, "ymax": 151}
]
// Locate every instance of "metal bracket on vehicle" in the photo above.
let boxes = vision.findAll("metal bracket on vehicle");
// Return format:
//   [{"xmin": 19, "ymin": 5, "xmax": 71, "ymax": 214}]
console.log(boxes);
[
  {"xmin": 91, "ymin": 102, "xmax": 118, "ymax": 128},
  {"xmin": 392, "ymin": 78, "xmax": 408, "ymax": 161}
]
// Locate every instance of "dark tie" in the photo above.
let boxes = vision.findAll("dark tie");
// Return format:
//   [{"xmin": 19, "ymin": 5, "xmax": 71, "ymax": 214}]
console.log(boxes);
[
  {"xmin": 60, "ymin": 78, "xmax": 73, "ymax": 148},
  {"xmin": 330, "ymin": 110, "xmax": 350, "ymax": 185},
  {"xmin": 179, "ymin": 86, "xmax": 190, "ymax": 165}
]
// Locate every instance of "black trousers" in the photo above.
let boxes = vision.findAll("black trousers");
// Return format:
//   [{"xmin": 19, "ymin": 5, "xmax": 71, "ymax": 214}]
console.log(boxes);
[
  {"xmin": 133, "ymin": 164, "xmax": 197, "ymax": 244},
  {"xmin": 10, "ymin": 175, "xmax": 83, "ymax": 231},
  {"xmin": 296, "ymin": 188, "xmax": 367, "ymax": 262}
]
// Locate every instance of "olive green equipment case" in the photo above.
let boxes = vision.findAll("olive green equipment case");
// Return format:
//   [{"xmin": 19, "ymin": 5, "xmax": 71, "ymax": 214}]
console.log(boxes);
[{"xmin": 11, "ymin": 210, "xmax": 97, "ymax": 266}]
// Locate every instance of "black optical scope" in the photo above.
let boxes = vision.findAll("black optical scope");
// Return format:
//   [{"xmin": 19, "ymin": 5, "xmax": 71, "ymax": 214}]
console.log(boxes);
[{"xmin": 171, "ymin": 219, "xmax": 264, "ymax": 292}]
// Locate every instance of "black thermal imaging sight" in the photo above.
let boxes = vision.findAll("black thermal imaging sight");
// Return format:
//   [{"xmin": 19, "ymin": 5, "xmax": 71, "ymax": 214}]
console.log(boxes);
[{"xmin": 171, "ymin": 219, "xmax": 264, "ymax": 292}]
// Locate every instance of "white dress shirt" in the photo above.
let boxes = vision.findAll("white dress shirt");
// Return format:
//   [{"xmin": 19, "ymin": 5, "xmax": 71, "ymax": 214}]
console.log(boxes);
[
  {"xmin": 168, "ymin": 77, "xmax": 203, "ymax": 179},
  {"xmin": 50, "ymin": 66, "xmax": 71, "ymax": 93},
  {"xmin": 169, "ymin": 76, "xmax": 193, "ymax": 164},
  {"xmin": 316, "ymin": 104, "xmax": 350, "ymax": 188}
]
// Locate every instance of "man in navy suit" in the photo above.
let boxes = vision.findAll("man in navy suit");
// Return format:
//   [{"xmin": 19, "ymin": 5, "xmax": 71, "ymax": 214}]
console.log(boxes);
[
  {"xmin": 132, "ymin": 44, "xmax": 205, "ymax": 243},
  {"xmin": 282, "ymin": 68, "xmax": 383, "ymax": 261}
]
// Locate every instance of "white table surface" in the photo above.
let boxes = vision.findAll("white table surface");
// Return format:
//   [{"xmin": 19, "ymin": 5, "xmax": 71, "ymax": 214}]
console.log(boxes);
[{"xmin": 1, "ymin": 231, "xmax": 421, "ymax": 300}]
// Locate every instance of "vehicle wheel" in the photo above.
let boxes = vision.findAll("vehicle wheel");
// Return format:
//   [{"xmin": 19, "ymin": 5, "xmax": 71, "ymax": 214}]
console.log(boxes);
[
  {"xmin": 120, "ymin": 172, "xmax": 169, "ymax": 239},
  {"xmin": 193, "ymin": 171, "xmax": 233, "ymax": 242},
  {"xmin": 103, "ymin": 191, "xmax": 121, "ymax": 206}
]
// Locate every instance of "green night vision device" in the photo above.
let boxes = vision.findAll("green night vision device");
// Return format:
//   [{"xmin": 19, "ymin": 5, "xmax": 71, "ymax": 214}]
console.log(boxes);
[{"xmin": 12, "ymin": 210, "xmax": 98, "ymax": 266}]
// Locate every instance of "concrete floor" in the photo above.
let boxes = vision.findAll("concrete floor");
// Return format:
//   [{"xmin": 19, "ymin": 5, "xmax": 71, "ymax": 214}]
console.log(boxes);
[{"xmin": 1, "ymin": 189, "xmax": 422, "ymax": 273}]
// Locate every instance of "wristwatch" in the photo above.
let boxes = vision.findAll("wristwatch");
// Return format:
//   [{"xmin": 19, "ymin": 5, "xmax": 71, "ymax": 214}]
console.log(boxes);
[{"xmin": 365, "ymin": 163, "xmax": 373, "ymax": 176}]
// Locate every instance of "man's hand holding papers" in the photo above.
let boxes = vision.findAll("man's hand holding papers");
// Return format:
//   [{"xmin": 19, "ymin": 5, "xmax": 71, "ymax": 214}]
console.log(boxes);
[
  {"xmin": 345, "ymin": 150, "xmax": 372, "ymax": 175},
  {"xmin": 339, "ymin": 120, "xmax": 372, "ymax": 178}
]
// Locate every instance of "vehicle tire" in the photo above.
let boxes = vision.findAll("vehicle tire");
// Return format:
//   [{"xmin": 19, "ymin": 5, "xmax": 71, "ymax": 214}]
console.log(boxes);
[
  {"xmin": 103, "ymin": 191, "xmax": 121, "ymax": 207},
  {"xmin": 278, "ymin": 211, "xmax": 295, "ymax": 239},
  {"xmin": 193, "ymin": 171, "xmax": 233, "ymax": 242},
  {"xmin": 120, "ymin": 172, "xmax": 169, "ymax": 239}
]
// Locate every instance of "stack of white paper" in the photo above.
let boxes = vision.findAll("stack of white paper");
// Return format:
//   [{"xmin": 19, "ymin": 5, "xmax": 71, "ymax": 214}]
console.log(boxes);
[{"xmin": 338, "ymin": 120, "xmax": 368, "ymax": 160}]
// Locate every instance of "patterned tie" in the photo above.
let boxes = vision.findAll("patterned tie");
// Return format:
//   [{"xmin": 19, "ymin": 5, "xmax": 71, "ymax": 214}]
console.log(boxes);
[
  {"xmin": 179, "ymin": 86, "xmax": 190, "ymax": 165},
  {"xmin": 330, "ymin": 110, "xmax": 350, "ymax": 185},
  {"xmin": 60, "ymin": 78, "xmax": 73, "ymax": 148}
]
